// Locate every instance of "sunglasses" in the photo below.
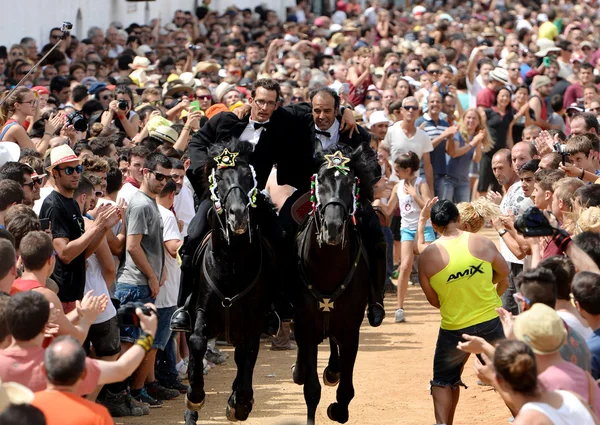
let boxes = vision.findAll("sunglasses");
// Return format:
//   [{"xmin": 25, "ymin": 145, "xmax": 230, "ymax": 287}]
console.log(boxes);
[
  {"xmin": 94, "ymin": 190, "xmax": 104, "ymax": 197},
  {"xmin": 366, "ymin": 95, "xmax": 381, "ymax": 101},
  {"xmin": 176, "ymin": 37, "xmax": 188, "ymax": 41},
  {"xmin": 147, "ymin": 169, "xmax": 171, "ymax": 181},
  {"xmin": 588, "ymin": 107, "xmax": 600, "ymax": 112},
  {"xmin": 229, "ymin": 70, "xmax": 242, "ymax": 76},
  {"xmin": 403, "ymin": 105, "xmax": 419, "ymax": 111},
  {"xmin": 428, "ymin": 69, "xmax": 440, "ymax": 74},
  {"xmin": 102, "ymin": 95, "xmax": 113, "ymax": 101},
  {"xmin": 406, "ymin": 68, "xmax": 419, "ymax": 72},
  {"xmin": 57, "ymin": 165, "xmax": 83, "ymax": 175},
  {"xmin": 512, "ymin": 292, "xmax": 531, "ymax": 314},
  {"xmin": 22, "ymin": 181, "xmax": 38, "ymax": 189},
  {"xmin": 197, "ymin": 94, "xmax": 212, "ymax": 100},
  {"xmin": 50, "ymin": 34, "xmax": 61, "ymax": 40},
  {"xmin": 291, "ymin": 96, "xmax": 304, "ymax": 101}
]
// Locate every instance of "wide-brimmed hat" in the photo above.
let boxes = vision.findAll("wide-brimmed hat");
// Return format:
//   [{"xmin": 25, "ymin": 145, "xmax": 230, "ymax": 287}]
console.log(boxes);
[
  {"xmin": 150, "ymin": 125, "xmax": 178, "ymax": 145},
  {"xmin": 136, "ymin": 45, "xmax": 153, "ymax": 56},
  {"xmin": 489, "ymin": 67, "xmax": 509, "ymax": 85},
  {"xmin": 368, "ymin": 111, "xmax": 393, "ymax": 129},
  {"xmin": 535, "ymin": 39, "xmax": 561, "ymax": 57},
  {"xmin": 0, "ymin": 378, "xmax": 34, "ymax": 413},
  {"xmin": 0, "ymin": 142, "xmax": 20, "ymax": 167},
  {"xmin": 164, "ymin": 80, "xmax": 194, "ymax": 99},
  {"xmin": 534, "ymin": 75, "xmax": 552, "ymax": 89},
  {"xmin": 214, "ymin": 82, "xmax": 239, "ymax": 103},
  {"xmin": 513, "ymin": 303, "xmax": 567, "ymax": 355},
  {"xmin": 47, "ymin": 145, "xmax": 79, "ymax": 170},
  {"xmin": 129, "ymin": 56, "xmax": 155, "ymax": 70},
  {"xmin": 194, "ymin": 61, "xmax": 221, "ymax": 74}
]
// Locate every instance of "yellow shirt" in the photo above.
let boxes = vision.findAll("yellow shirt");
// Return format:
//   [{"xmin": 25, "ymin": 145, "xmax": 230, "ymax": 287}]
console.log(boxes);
[
  {"xmin": 429, "ymin": 232, "xmax": 501, "ymax": 330},
  {"xmin": 538, "ymin": 21, "xmax": 558, "ymax": 41}
]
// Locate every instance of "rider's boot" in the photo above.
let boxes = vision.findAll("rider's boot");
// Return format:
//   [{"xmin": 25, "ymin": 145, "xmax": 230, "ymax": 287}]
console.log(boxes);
[
  {"xmin": 170, "ymin": 261, "xmax": 193, "ymax": 332},
  {"xmin": 367, "ymin": 241, "xmax": 387, "ymax": 327}
]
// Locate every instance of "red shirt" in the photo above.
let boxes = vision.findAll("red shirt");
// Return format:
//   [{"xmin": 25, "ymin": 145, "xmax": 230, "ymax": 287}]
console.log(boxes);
[
  {"xmin": 10, "ymin": 278, "xmax": 43, "ymax": 295},
  {"xmin": 476, "ymin": 87, "xmax": 496, "ymax": 108}
]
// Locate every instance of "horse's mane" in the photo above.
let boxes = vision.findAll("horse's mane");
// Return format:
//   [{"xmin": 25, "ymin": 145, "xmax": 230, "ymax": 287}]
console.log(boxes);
[{"xmin": 317, "ymin": 143, "xmax": 378, "ymax": 202}]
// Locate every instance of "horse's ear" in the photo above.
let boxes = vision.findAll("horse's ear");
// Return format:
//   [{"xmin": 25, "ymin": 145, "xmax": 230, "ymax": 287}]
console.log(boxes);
[{"xmin": 351, "ymin": 143, "xmax": 366, "ymax": 165}]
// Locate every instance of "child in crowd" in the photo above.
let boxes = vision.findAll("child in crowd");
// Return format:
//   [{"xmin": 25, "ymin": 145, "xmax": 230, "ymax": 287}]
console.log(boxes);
[
  {"xmin": 375, "ymin": 151, "xmax": 433, "ymax": 323},
  {"xmin": 531, "ymin": 169, "xmax": 565, "ymax": 210}
]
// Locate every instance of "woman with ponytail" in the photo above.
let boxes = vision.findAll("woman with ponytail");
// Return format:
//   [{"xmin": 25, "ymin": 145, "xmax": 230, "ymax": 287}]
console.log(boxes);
[{"xmin": 0, "ymin": 87, "xmax": 63, "ymax": 154}]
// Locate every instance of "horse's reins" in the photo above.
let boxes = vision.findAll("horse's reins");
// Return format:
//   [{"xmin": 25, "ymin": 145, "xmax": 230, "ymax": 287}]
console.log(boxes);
[{"xmin": 195, "ymin": 228, "xmax": 265, "ymax": 344}]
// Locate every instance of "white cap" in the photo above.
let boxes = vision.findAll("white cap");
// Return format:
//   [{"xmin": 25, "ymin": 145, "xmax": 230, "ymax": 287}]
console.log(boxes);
[{"xmin": 368, "ymin": 111, "xmax": 393, "ymax": 129}]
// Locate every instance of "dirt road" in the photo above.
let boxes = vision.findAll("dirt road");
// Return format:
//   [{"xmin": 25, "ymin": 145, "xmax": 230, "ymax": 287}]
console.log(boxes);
[{"xmin": 120, "ymin": 231, "xmax": 510, "ymax": 425}]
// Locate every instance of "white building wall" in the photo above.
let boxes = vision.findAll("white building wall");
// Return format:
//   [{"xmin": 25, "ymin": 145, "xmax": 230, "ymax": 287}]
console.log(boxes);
[{"xmin": 1, "ymin": 0, "xmax": 293, "ymax": 49}]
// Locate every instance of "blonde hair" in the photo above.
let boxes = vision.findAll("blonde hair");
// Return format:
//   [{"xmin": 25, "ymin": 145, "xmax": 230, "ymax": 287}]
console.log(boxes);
[
  {"xmin": 0, "ymin": 87, "xmax": 32, "ymax": 127},
  {"xmin": 575, "ymin": 206, "xmax": 600, "ymax": 235},
  {"xmin": 457, "ymin": 197, "xmax": 500, "ymax": 233},
  {"xmin": 459, "ymin": 108, "xmax": 494, "ymax": 152}
]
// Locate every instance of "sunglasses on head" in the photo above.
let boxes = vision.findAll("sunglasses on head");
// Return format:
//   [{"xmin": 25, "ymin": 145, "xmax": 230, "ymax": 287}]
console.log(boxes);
[
  {"xmin": 57, "ymin": 165, "xmax": 83, "ymax": 175},
  {"xmin": 366, "ymin": 95, "xmax": 381, "ymax": 101},
  {"xmin": 147, "ymin": 169, "xmax": 171, "ymax": 181},
  {"xmin": 403, "ymin": 105, "xmax": 419, "ymax": 111}
]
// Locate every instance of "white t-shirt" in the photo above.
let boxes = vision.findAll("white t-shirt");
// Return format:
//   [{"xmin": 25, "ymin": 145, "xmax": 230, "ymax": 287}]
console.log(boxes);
[
  {"xmin": 34, "ymin": 186, "xmax": 54, "ymax": 215},
  {"xmin": 467, "ymin": 74, "xmax": 485, "ymax": 109},
  {"xmin": 85, "ymin": 252, "xmax": 117, "ymax": 324},
  {"xmin": 155, "ymin": 205, "xmax": 183, "ymax": 309},
  {"xmin": 117, "ymin": 182, "xmax": 139, "ymax": 205},
  {"xmin": 557, "ymin": 310, "xmax": 593, "ymax": 340},
  {"xmin": 97, "ymin": 198, "xmax": 124, "ymax": 278},
  {"xmin": 396, "ymin": 176, "xmax": 430, "ymax": 230},
  {"xmin": 383, "ymin": 122, "xmax": 433, "ymax": 162},
  {"xmin": 499, "ymin": 181, "xmax": 533, "ymax": 264},
  {"xmin": 173, "ymin": 177, "xmax": 195, "ymax": 237}
]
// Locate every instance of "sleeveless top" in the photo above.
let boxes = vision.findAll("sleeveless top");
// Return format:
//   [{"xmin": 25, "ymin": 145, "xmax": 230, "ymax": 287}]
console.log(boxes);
[
  {"xmin": 520, "ymin": 390, "xmax": 595, "ymax": 425},
  {"xmin": 429, "ymin": 232, "xmax": 501, "ymax": 330},
  {"xmin": 397, "ymin": 176, "xmax": 430, "ymax": 230},
  {"xmin": 0, "ymin": 119, "xmax": 19, "ymax": 141}
]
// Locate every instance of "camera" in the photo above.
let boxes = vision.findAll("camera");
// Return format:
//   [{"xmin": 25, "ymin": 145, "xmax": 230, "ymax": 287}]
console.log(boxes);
[
  {"xmin": 118, "ymin": 99, "xmax": 129, "ymax": 111},
  {"xmin": 554, "ymin": 142, "xmax": 568, "ymax": 165},
  {"xmin": 61, "ymin": 22, "xmax": 73, "ymax": 32},
  {"xmin": 117, "ymin": 302, "xmax": 155, "ymax": 328},
  {"xmin": 66, "ymin": 111, "xmax": 87, "ymax": 132},
  {"xmin": 188, "ymin": 43, "xmax": 202, "ymax": 51},
  {"xmin": 514, "ymin": 207, "xmax": 556, "ymax": 237}
]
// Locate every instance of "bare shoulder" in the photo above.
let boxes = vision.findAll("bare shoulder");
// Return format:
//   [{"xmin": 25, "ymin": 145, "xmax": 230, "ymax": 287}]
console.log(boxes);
[{"xmin": 467, "ymin": 233, "xmax": 498, "ymax": 261}]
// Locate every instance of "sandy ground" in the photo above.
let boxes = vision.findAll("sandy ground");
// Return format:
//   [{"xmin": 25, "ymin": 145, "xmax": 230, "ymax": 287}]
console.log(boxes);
[{"xmin": 119, "ymin": 230, "xmax": 510, "ymax": 425}]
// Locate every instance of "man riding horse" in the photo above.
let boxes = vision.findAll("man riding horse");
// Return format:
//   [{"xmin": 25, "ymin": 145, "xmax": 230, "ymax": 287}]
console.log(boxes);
[{"xmin": 171, "ymin": 79, "xmax": 386, "ymax": 332}]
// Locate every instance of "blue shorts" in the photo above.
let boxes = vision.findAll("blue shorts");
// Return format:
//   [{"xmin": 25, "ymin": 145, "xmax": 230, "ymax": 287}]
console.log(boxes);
[
  {"xmin": 400, "ymin": 226, "xmax": 436, "ymax": 242},
  {"xmin": 432, "ymin": 317, "xmax": 504, "ymax": 389},
  {"xmin": 114, "ymin": 283, "xmax": 155, "ymax": 344},
  {"xmin": 153, "ymin": 306, "xmax": 177, "ymax": 351}
]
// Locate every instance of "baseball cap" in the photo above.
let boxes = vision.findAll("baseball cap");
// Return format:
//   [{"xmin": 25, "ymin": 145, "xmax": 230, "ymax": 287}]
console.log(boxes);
[
  {"xmin": 368, "ymin": 111, "xmax": 393, "ymax": 129},
  {"xmin": 89, "ymin": 82, "xmax": 108, "ymax": 95},
  {"xmin": 513, "ymin": 303, "xmax": 567, "ymax": 355},
  {"xmin": 534, "ymin": 75, "xmax": 552, "ymax": 89}
]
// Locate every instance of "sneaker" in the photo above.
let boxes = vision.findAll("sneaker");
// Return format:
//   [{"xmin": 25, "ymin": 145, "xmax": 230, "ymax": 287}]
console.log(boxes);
[
  {"xmin": 160, "ymin": 378, "xmax": 188, "ymax": 394},
  {"xmin": 97, "ymin": 390, "xmax": 144, "ymax": 417},
  {"xmin": 128, "ymin": 394, "xmax": 150, "ymax": 415},
  {"xmin": 205, "ymin": 346, "xmax": 228, "ymax": 364},
  {"xmin": 394, "ymin": 308, "xmax": 406, "ymax": 323},
  {"xmin": 131, "ymin": 388, "xmax": 163, "ymax": 408},
  {"xmin": 203, "ymin": 358, "xmax": 211, "ymax": 375},
  {"xmin": 270, "ymin": 341, "xmax": 297, "ymax": 351},
  {"xmin": 391, "ymin": 270, "xmax": 399, "ymax": 279},
  {"xmin": 177, "ymin": 358, "xmax": 189, "ymax": 380},
  {"xmin": 146, "ymin": 381, "xmax": 181, "ymax": 401}
]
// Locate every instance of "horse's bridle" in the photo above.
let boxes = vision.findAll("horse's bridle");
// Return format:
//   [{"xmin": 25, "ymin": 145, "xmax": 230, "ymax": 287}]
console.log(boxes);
[{"xmin": 208, "ymin": 166, "xmax": 258, "ymax": 244}]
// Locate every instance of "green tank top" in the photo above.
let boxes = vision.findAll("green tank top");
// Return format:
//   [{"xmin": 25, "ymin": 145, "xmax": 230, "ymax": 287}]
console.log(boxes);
[{"xmin": 429, "ymin": 232, "xmax": 501, "ymax": 331}]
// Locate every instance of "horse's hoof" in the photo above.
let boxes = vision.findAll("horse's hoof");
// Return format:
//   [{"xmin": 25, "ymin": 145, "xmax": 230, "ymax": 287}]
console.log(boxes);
[
  {"xmin": 186, "ymin": 394, "xmax": 206, "ymax": 411},
  {"xmin": 291, "ymin": 363, "xmax": 304, "ymax": 385},
  {"xmin": 323, "ymin": 366, "xmax": 341, "ymax": 387},
  {"xmin": 226, "ymin": 404, "xmax": 239, "ymax": 422},
  {"xmin": 184, "ymin": 409, "xmax": 199, "ymax": 425},
  {"xmin": 327, "ymin": 403, "xmax": 349, "ymax": 424}
]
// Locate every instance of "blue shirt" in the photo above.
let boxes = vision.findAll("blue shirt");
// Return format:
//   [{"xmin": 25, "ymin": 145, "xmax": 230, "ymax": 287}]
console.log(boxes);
[
  {"xmin": 415, "ymin": 114, "xmax": 449, "ymax": 175},
  {"xmin": 447, "ymin": 133, "xmax": 474, "ymax": 181},
  {"xmin": 587, "ymin": 329, "xmax": 600, "ymax": 379}
]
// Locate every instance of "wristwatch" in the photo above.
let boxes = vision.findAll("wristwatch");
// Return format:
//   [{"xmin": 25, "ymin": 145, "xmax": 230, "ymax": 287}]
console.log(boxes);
[{"xmin": 498, "ymin": 229, "xmax": 508, "ymax": 237}]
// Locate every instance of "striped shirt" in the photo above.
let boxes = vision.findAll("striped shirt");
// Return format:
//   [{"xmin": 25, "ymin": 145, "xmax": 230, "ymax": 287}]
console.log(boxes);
[{"xmin": 415, "ymin": 113, "xmax": 449, "ymax": 175}]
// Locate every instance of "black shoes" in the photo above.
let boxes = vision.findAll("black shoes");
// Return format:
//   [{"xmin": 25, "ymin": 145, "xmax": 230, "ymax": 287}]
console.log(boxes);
[
  {"xmin": 367, "ymin": 303, "xmax": 385, "ymax": 327},
  {"xmin": 170, "ymin": 307, "xmax": 192, "ymax": 333}
]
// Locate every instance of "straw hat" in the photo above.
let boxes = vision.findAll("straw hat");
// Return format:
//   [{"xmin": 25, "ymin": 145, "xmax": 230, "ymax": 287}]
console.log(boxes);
[
  {"xmin": 214, "ymin": 82, "xmax": 239, "ymax": 103},
  {"xmin": 513, "ymin": 304, "xmax": 567, "ymax": 355},
  {"xmin": 128, "ymin": 56, "xmax": 155, "ymax": 70},
  {"xmin": 47, "ymin": 145, "xmax": 79, "ymax": 170},
  {"xmin": 150, "ymin": 125, "xmax": 178, "ymax": 145},
  {"xmin": 0, "ymin": 379, "xmax": 34, "ymax": 413}
]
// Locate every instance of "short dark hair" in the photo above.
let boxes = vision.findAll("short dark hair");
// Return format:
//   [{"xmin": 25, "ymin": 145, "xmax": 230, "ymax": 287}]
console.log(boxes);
[
  {"xmin": 575, "ymin": 184, "xmax": 600, "ymax": 208},
  {"xmin": 0, "ymin": 240, "xmax": 16, "ymax": 281},
  {"xmin": 6, "ymin": 291, "xmax": 49, "ymax": 341},
  {"xmin": 6, "ymin": 214, "xmax": 40, "ymax": 251},
  {"xmin": 73, "ymin": 141, "xmax": 91, "ymax": 156},
  {"xmin": 74, "ymin": 176, "xmax": 94, "ymax": 199},
  {"xmin": 573, "ymin": 231, "xmax": 600, "ymax": 268},
  {"xmin": 0, "ymin": 404, "xmax": 46, "ymax": 425},
  {"xmin": 20, "ymin": 231, "xmax": 54, "ymax": 271},
  {"xmin": 518, "ymin": 159, "xmax": 540, "ymax": 174},
  {"xmin": 0, "ymin": 292, "xmax": 10, "ymax": 345},
  {"xmin": 0, "ymin": 180, "xmax": 25, "ymax": 212},
  {"xmin": 170, "ymin": 158, "xmax": 184, "ymax": 170},
  {"xmin": 44, "ymin": 336, "xmax": 87, "ymax": 386},
  {"xmin": 431, "ymin": 199, "xmax": 460, "ymax": 227},
  {"xmin": 0, "ymin": 161, "xmax": 33, "ymax": 186},
  {"xmin": 71, "ymin": 84, "xmax": 89, "ymax": 103},
  {"xmin": 572, "ymin": 271, "xmax": 600, "ymax": 315},
  {"xmin": 538, "ymin": 256, "xmax": 575, "ymax": 301},
  {"xmin": 571, "ymin": 112, "xmax": 600, "ymax": 134},
  {"xmin": 550, "ymin": 94, "xmax": 563, "ymax": 113},
  {"xmin": 106, "ymin": 166, "xmax": 123, "ymax": 194},
  {"xmin": 159, "ymin": 179, "xmax": 177, "ymax": 197},
  {"xmin": 49, "ymin": 75, "xmax": 70, "ymax": 94},
  {"xmin": 515, "ymin": 267, "xmax": 557, "ymax": 308},
  {"xmin": 114, "ymin": 84, "xmax": 134, "ymax": 102},
  {"xmin": 0, "ymin": 228, "xmax": 16, "ymax": 248},
  {"xmin": 144, "ymin": 152, "xmax": 172, "ymax": 171},
  {"xmin": 309, "ymin": 87, "xmax": 340, "ymax": 111},
  {"xmin": 393, "ymin": 151, "xmax": 420, "ymax": 172},
  {"xmin": 251, "ymin": 78, "xmax": 281, "ymax": 99},
  {"xmin": 535, "ymin": 168, "xmax": 565, "ymax": 191},
  {"xmin": 88, "ymin": 136, "xmax": 115, "ymax": 158},
  {"xmin": 539, "ymin": 153, "xmax": 563, "ymax": 170},
  {"xmin": 129, "ymin": 145, "xmax": 150, "ymax": 162}
]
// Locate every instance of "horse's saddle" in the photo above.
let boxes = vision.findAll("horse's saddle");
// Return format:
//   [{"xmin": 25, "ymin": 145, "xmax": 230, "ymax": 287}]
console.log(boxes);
[{"xmin": 291, "ymin": 192, "xmax": 312, "ymax": 225}]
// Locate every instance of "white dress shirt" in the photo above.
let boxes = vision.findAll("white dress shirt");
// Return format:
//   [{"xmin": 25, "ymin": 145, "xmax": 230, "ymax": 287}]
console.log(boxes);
[
  {"xmin": 315, "ymin": 120, "xmax": 340, "ymax": 151},
  {"xmin": 239, "ymin": 119, "xmax": 269, "ymax": 147}
]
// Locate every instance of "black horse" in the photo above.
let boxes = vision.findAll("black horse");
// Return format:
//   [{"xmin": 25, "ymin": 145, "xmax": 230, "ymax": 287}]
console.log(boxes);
[
  {"xmin": 183, "ymin": 139, "xmax": 275, "ymax": 424},
  {"xmin": 291, "ymin": 144, "xmax": 376, "ymax": 425}
]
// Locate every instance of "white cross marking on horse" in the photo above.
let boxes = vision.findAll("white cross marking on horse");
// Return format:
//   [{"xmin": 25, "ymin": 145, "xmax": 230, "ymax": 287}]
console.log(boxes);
[{"xmin": 319, "ymin": 298, "xmax": 334, "ymax": 312}]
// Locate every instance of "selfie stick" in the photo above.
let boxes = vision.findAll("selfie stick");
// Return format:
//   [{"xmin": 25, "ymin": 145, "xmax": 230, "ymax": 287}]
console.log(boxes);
[{"xmin": 0, "ymin": 22, "xmax": 73, "ymax": 108}]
